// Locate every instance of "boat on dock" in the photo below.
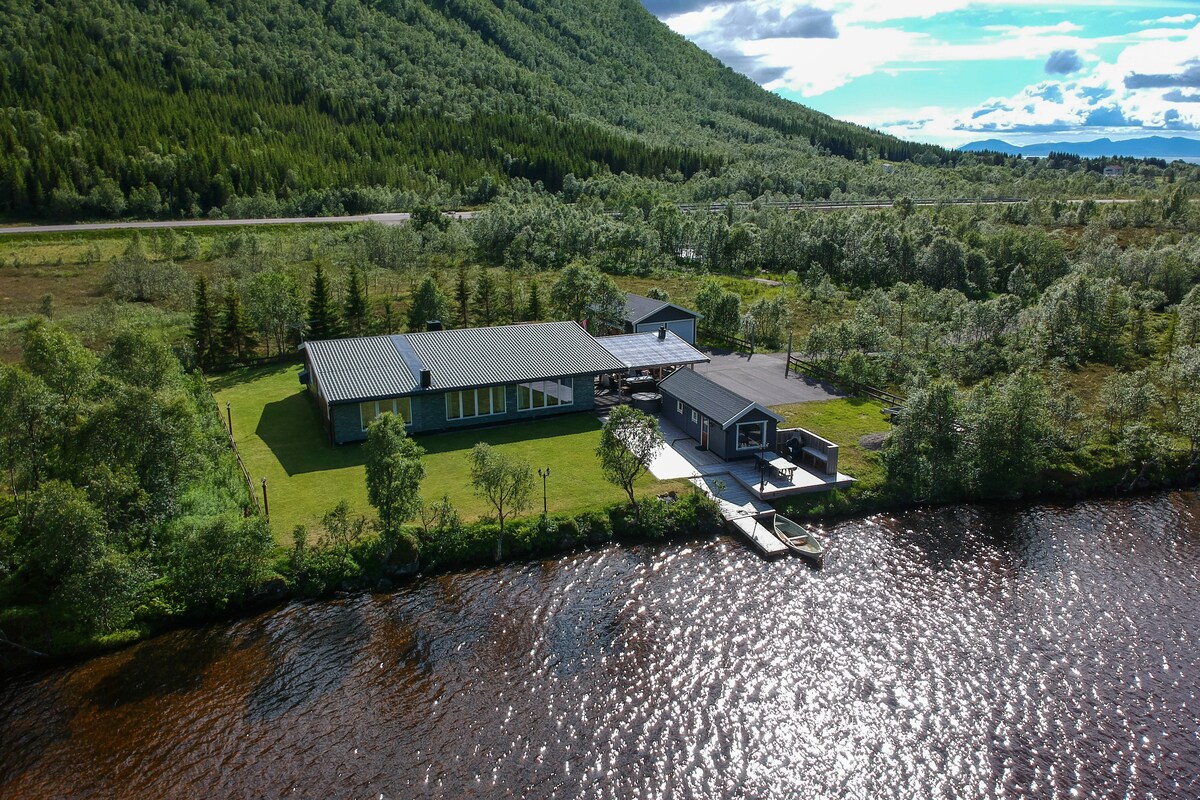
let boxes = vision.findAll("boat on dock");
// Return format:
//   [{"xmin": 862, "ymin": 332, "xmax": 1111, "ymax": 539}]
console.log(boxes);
[{"xmin": 773, "ymin": 514, "xmax": 825, "ymax": 565}]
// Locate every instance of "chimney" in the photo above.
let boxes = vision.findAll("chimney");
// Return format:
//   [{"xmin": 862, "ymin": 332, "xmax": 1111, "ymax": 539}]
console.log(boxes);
[
  {"xmin": 658, "ymin": 325, "xmax": 667, "ymax": 340},
  {"xmin": 420, "ymin": 369, "xmax": 432, "ymax": 389}
]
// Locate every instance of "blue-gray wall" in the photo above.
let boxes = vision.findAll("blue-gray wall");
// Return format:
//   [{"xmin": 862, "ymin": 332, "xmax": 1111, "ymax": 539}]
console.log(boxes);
[
  {"xmin": 327, "ymin": 374, "xmax": 598, "ymax": 444},
  {"xmin": 660, "ymin": 389, "xmax": 777, "ymax": 461}
]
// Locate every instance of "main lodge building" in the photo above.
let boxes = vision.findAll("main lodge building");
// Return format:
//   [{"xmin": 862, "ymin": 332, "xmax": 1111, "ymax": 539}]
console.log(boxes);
[{"xmin": 300, "ymin": 320, "xmax": 706, "ymax": 444}]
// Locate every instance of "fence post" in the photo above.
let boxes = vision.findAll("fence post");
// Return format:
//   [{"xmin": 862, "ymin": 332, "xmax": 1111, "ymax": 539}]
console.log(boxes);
[
  {"xmin": 262, "ymin": 478, "xmax": 269, "ymax": 519},
  {"xmin": 785, "ymin": 332, "xmax": 792, "ymax": 378}
]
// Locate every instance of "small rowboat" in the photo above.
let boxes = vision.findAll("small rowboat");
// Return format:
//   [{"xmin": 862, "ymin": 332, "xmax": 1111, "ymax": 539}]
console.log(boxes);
[{"xmin": 773, "ymin": 514, "xmax": 825, "ymax": 565}]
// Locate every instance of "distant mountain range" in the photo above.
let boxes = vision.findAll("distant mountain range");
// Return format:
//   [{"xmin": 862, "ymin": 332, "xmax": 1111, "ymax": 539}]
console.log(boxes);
[{"xmin": 958, "ymin": 136, "xmax": 1200, "ymax": 160}]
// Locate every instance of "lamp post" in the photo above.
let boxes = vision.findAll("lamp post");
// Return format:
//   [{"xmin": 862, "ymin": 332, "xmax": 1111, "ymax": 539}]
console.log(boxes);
[{"xmin": 538, "ymin": 467, "xmax": 551, "ymax": 515}]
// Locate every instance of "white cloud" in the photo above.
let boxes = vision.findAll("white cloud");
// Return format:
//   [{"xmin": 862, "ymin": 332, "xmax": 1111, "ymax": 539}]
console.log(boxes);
[{"xmin": 1140, "ymin": 13, "xmax": 1197, "ymax": 25}]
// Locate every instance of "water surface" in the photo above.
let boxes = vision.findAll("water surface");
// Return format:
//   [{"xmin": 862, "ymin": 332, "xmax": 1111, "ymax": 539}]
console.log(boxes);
[{"xmin": 3, "ymin": 494, "xmax": 1199, "ymax": 798}]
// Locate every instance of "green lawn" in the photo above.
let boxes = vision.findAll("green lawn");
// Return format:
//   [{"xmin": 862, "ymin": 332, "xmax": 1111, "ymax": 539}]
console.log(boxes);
[
  {"xmin": 210, "ymin": 363, "xmax": 685, "ymax": 541},
  {"xmin": 772, "ymin": 397, "xmax": 892, "ymax": 487}
]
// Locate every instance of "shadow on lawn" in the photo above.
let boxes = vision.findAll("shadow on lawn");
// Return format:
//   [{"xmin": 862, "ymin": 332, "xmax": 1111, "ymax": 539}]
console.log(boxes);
[
  {"xmin": 257, "ymin": 392, "xmax": 364, "ymax": 476},
  {"xmin": 257, "ymin": 391, "xmax": 605, "ymax": 476}
]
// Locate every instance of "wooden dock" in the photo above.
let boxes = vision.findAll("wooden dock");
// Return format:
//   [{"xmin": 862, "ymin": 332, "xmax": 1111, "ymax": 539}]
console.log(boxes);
[{"xmin": 689, "ymin": 473, "xmax": 788, "ymax": 558}]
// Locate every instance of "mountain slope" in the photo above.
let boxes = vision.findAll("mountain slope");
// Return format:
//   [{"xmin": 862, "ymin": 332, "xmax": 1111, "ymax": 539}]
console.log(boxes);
[
  {"xmin": 0, "ymin": 0, "xmax": 944, "ymax": 219},
  {"xmin": 959, "ymin": 136, "xmax": 1200, "ymax": 160}
]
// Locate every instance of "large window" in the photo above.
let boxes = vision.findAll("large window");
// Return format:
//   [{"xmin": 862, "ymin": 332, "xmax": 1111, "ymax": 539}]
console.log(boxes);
[
  {"xmin": 360, "ymin": 397, "xmax": 412, "ymax": 430},
  {"xmin": 736, "ymin": 420, "xmax": 767, "ymax": 451},
  {"xmin": 517, "ymin": 377, "xmax": 574, "ymax": 411},
  {"xmin": 446, "ymin": 386, "xmax": 507, "ymax": 420}
]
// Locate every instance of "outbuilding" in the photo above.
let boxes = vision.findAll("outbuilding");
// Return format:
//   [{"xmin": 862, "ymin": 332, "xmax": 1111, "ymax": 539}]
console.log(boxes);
[
  {"xmin": 301, "ymin": 321, "xmax": 626, "ymax": 443},
  {"xmin": 619, "ymin": 292, "xmax": 702, "ymax": 344},
  {"xmin": 657, "ymin": 368, "xmax": 783, "ymax": 461}
]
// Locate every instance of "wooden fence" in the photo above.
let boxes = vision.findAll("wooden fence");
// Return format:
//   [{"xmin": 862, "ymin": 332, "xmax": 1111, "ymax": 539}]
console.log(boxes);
[
  {"xmin": 700, "ymin": 328, "xmax": 754, "ymax": 354},
  {"xmin": 785, "ymin": 355, "xmax": 907, "ymax": 407},
  {"xmin": 199, "ymin": 371, "xmax": 262, "ymax": 515}
]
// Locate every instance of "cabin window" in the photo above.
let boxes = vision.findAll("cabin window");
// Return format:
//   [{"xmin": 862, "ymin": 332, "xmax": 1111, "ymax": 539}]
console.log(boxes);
[
  {"xmin": 676, "ymin": 400, "xmax": 684, "ymax": 414},
  {"xmin": 446, "ymin": 386, "xmax": 507, "ymax": 420},
  {"xmin": 690, "ymin": 410, "xmax": 698, "ymax": 423},
  {"xmin": 360, "ymin": 397, "xmax": 412, "ymax": 431},
  {"xmin": 736, "ymin": 420, "xmax": 767, "ymax": 451},
  {"xmin": 518, "ymin": 377, "xmax": 574, "ymax": 410}
]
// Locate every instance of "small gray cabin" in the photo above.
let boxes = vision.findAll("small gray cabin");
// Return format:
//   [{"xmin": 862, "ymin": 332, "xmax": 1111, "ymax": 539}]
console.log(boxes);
[
  {"xmin": 301, "ymin": 321, "xmax": 627, "ymax": 444},
  {"xmin": 618, "ymin": 293, "xmax": 701, "ymax": 344},
  {"xmin": 658, "ymin": 368, "xmax": 784, "ymax": 461}
]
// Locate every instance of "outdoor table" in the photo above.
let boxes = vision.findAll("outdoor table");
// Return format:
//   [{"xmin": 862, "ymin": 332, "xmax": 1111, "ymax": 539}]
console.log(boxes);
[{"xmin": 755, "ymin": 451, "xmax": 797, "ymax": 481}]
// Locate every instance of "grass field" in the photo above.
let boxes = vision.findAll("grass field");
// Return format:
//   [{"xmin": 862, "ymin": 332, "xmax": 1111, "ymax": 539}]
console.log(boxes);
[
  {"xmin": 772, "ymin": 396, "xmax": 893, "ymax": 488},
  {"xmin": 210, "ymin": 363, "xmax": 686, "ymax": 541}
]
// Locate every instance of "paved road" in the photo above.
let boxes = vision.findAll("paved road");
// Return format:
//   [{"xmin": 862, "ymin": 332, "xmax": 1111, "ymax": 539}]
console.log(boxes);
[
  {"xmin": 0, "ymin": 210, "xmax": 477, "ymax": 235},
  {"xmin": 0, "ymin": 198, "xmax": 1148, "ymax": 236}
]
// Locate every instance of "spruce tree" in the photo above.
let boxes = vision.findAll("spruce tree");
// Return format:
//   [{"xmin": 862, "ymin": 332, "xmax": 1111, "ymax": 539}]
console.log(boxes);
[
  {"xmin": 219, "ymin": 283, "xmax": 257, "ymax": 362},
  {"xmin": 525, "ymin": 279, "xmax": 543, "ymax": 322},
  {"xmin": 454, "ymin": 262, "xmax": 471, "ymax": 326},
  {"xmin": 344, "ymin": 264, "xmax": 367, "ymax": 336},
  {"xmin": 474, "ymin": 270, "xmax": 497, "ymax": 326},
  {"xmin": 306, "ymin": 263, "xmax": 342, "ymax": 340},
  {"xmin": 191, "ymin": 275, "xmax": 217, "ymax": 368}
]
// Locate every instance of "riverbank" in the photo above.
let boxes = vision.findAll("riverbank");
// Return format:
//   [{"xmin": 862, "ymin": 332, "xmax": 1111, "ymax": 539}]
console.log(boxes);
[
  {"xmin": 5, "ymin": 492, "xmax": 1198, "ymax": 798},
  {"xmin": 0, "ymin": 492, "xmax": 724, "ymax": 677}
]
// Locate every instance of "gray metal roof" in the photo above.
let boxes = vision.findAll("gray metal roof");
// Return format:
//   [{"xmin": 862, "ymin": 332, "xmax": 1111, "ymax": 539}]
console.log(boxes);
[
  {"xmin": 305, "ymin": 321, "xmax": 627, "ymax": 403},
  {"xmin": 407, "ymin": 321, "xmax": 626, "ymax": 390},
  {"xmin": 658, "ymin": 368, "xmax": 784, "ymax": 429},
  {"xmin": 302, "ymin": 336, "xmax": 418, "ymax": 404},
  {"xmin": 623, "ymin": 292, "xmax": 701, "ymax": 324},
  {"xmin": 596, "ymin": 331, "xmax": 710, "ymax": 371}
]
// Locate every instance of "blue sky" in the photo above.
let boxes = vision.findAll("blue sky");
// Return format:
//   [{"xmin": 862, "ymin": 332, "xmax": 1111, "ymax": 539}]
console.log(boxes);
[{"xmin": 640, "ymin": 1, "xmax": 1200, "ymax": 147}]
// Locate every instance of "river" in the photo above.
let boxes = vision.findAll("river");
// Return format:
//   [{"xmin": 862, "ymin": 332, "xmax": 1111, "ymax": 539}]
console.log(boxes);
[{"xmin": 2, "ymin": 494, "xmax": 1199, "ymax": 798}]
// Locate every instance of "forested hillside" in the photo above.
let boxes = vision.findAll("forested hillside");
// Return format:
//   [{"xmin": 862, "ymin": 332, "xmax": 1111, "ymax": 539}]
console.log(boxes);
[{"xmin": 0, "ymin": 0, "xmax": 950, "ymax": 220}]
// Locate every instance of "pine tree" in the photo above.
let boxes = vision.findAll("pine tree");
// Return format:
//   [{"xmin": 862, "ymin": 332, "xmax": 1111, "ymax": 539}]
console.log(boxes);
[
  {"xmin": 306, "ymin": 262, "xmax": 342, "ymax": 340},
  {"xmin": 474, "ymin": 270, "xmax": 497, "ymax": 326},
  {"xmin": 454, "ymin": 262, "xmax": 472, "ymax": 326},
  {"xmin": 219, "ymin": 283, "xmax": 257, "ymax": 362},
  {"xmin": 499, "ymin": 270, "xmax": 520, "ymax": 325},
  {"xmin": 191, "ymin": 275, "xmax": 217, "ymax": 368},
  {"xmin": 344, "ymin": 264, "xmax": 367, "ymax": 336},
  {"xmin": 525, "ymin": 279, "xmax": 543, "ymax": 322}
]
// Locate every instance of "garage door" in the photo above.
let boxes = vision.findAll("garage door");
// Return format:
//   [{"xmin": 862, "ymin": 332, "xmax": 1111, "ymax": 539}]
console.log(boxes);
[{"xmin": 636, "ymin": 318, "xmax": 695, "ymax": 344}]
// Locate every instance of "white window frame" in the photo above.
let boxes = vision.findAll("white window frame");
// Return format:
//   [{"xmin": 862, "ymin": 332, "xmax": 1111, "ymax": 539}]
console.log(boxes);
[
  {"xmin": 360, "ymin": 397, "xmax": 412, "ymax": 431},
  {"xmin": 735, "ymin": 420, "xmax": 768, "ymax": 451},
  {"xmin": 691, "ymin": 409, "xmax": 698, "ymax": 423},
  {"xmin": 676, "ymin": 400, "xmax": 684, "ymax": 414},
  {"xmin": 446, "ymin": 386, "xmax": 507, "ymax": 421},
  {"xmin": 517, "ymin": 377, "xmax": 575, "ymax": 411}
]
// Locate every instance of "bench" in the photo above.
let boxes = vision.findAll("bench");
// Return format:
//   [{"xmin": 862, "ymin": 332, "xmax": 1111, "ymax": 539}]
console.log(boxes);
[{"xmin": 800, "ymin": 445, "xmax": 830, "ymax": 471}]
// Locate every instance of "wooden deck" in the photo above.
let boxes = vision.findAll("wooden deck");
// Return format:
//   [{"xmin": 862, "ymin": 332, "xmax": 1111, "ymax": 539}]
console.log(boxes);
[{"xmin": 688, "ymin": 473, "xmax": 788, "ymax": 558}]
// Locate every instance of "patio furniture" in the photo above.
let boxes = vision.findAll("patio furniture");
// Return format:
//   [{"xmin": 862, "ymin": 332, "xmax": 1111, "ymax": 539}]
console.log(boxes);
[{"xmin": 755, "ymin": 451, "xmax": 798, "ymax": 481}]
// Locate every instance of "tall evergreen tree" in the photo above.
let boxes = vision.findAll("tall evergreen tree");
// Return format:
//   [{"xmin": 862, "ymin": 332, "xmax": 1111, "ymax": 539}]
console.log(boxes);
[
  {"xmin": 454, "ymin": 262, "xmax": 472, "ymax": 327},
  {"xmin": 218, "ymin": 283, "xmax": 257, "ymax": 362},
  {"xmin": 525, "ymin": 279, "xmax": 543, "ymax": 322},
  {"xmin": 191, "ymin": 275, "xmax": 217, "ymax": 368},
  {"xmin": 344, "ymin": 265, "xmax": 368, "ymax": 336},
  {"xmin": 474, "ymin": 270, "xmax": 497, "ymax": 326},
  {"xmin": 499, "ymin": 270, "xmax": 521, "ymax": 325},
  {"xmin": 306, "ymin": 263, "xmax": 342, "ymax": 340}
]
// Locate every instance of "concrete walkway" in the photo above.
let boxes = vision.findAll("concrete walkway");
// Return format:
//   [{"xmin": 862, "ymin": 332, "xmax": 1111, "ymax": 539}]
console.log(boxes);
[{"xmin": 691, "ymin": 349, "xmax": 843, "ymax": 407}]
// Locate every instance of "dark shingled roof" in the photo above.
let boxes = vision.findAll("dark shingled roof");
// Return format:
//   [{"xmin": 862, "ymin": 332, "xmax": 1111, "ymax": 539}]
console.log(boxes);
[
  {"xmin": 304, "ymin": 321, "xmax": 626, "ymax": 404},
  {"xmin": 623, "ymin": 292, "xmax": 701, "ymax": 324},
  {"xmin": 596, "ymin": 331, "xmax": 709, "ymax": 371},
  {"xmin": 658, "ymin": 368, "xmax": 783, "ymax": 429}
]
